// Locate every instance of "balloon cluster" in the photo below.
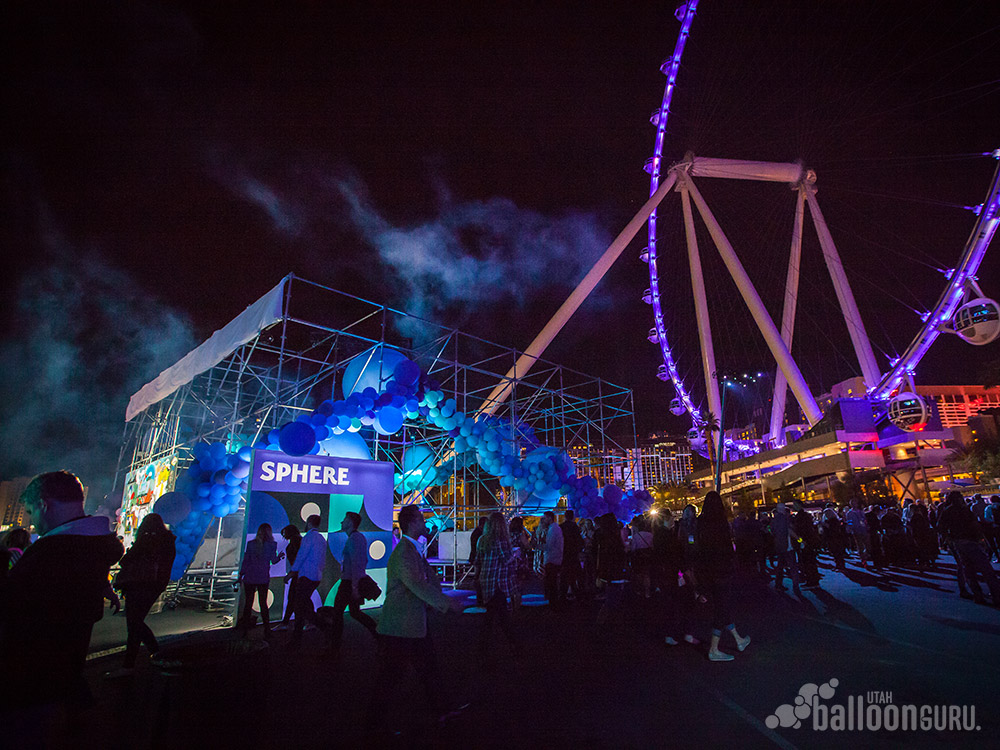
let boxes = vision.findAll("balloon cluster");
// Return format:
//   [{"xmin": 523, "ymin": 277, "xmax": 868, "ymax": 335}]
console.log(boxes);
[
  {"xmin": 253, "ymin": 345, "xmax": 653, "ymax": 520},
  {"xmin": 168, "ymin": 442, "xmax": 252, "ymax": 579},
  {"xmin": 568, "ymin": 481, "xmax": 654, "ymax": 523},
  {"xmin": 255, "ymin": 347, "xmax": 426, "ymax": 458}
]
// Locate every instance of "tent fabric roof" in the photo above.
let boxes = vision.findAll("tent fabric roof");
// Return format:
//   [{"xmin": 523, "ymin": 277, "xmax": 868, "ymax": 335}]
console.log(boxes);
[{"xmin": 125, "ymin": 277, "xmax": 288, "ymax": 422}]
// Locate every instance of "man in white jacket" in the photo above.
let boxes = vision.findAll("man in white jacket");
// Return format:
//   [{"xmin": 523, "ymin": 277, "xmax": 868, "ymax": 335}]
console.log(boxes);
[
  {"xmin": 541, "ymin": 510, "xmax": 564, "ymax": 609},
  {"xmin": 289, "ymin": 513, "xmax": 326, "ymax": 649}
]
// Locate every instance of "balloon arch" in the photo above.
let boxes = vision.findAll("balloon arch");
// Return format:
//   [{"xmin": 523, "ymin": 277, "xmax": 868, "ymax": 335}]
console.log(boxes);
[{"xmin": 128, "ymin": 277, "xmax": 646, "ymax": 582}]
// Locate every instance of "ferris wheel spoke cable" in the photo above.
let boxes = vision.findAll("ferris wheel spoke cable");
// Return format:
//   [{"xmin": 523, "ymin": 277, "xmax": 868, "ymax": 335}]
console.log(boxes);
[{"xmin": 826, "ymin": 194, "xmax": 949, "ymax": 272}]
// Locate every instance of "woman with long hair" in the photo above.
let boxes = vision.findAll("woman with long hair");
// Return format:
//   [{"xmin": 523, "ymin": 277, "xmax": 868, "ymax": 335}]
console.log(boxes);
[
  {"xmin": 239, "ymin": 523, "xmax": 282, "ymax": 638},
  {"xmin": 508, "ymin": 516, "xmax": 530, "ymax": 611},
  {"xmin": 275, "ymin": 524, "xmax": 302, "ymax": 629},
  {"xmin": 116, "ymin": 513, "xmax": 175, "ymax": 669},
  {"xmin": 477, "ymin": 511, "xmax": 517, "ymax": 658},
  {"xmin": 696, "ymin": 492, "xmax": 750, "ymax": 661}
]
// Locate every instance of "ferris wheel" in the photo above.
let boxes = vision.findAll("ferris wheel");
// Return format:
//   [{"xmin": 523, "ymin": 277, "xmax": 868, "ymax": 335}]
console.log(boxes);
[{"xmin": 641, "ymin": 2, "xmax": 1000, "ymax": 453}]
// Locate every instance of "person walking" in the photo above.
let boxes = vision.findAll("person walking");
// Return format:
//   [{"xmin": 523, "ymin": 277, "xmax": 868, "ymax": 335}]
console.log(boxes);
[
  {"xmin": 984, "ymin": 496, "xmax": 1000, "ymax": 563},
  {"xmin": 561, "ymin": 509, "xmax": 584, "ymax": 602},
  {"xmin": 654, "ymin": 511, "xmax": 699, "ymax": 648},
  {"xmin": 845, "ymin": 498, "xmax": 871, "ymax": 568},
  {"xmin": 938, "ymin": 491, "xmax": 1000, "ymax": 605},
  {"xmin": 328, "ymin": 511, "xmax": 378, "ymax": 655},
  {"xmin": 238, "ymin": 523, "xmax": 281, "ymax": 638},
  {"xmin": 116, "ymin": 513, "xmax": 176, "ymax": 669},
  {"xmin": 365, "ymin": 504, "xmax": 466, "ymax": 730},
  {"xmin": 476, "ymin": 511, "xmax": 517, "ymax": 660},
  {"xmin": 275, "ymin": 524, "xmax": 302, "ymax": 629},
  {"xmin": 771, "ymin": 503, "xmax": 800, "ymax": 594},
  {"xmin": 791, "ymin": 500, "xmax": 821, "ymax": 586},
  {"xmin": 819, "ymin": 508, "xmax": 849, "ymax": 570},
  {"xmin": 594, "ymin": 512, "xmax": 628, "ymax": 627},
  {"xmin": 469, "ymin": 515, "xmax": 487, "ymax": 607},
  {"xmin": 628, "ymin": 515, "xmax": 654, "ymax": 599},
  {"xmin": 697, "ymin": 491, "xmax": 750, "ymax": 662},
  {"xmin": 289, "ymin": 514, "xmax": 326, "ymax": 649},
  {"xmin": 0, "ymin": 472, "xmax": 123, "ymax": 741},
  {"xmin": 508, "ymin": 516, "xmax": 530, "ymax": 611},
  {"xmin": 540, "ymin": 510, "xmax": 564, "ymax": 609},
  {"xmin": 908, "ymin": 503, "xmax": 938, "ymax": 568}
]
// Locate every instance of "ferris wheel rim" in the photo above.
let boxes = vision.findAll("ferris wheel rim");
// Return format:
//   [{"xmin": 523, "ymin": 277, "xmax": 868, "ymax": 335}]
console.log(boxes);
[
  {"xmin": 642, "ymin": 2, "xmax": 998, "ymax": 430},
  {"xmin": 644, "ymin": 0, "xmax": 702, "ymax": 426},
  {"xmin": 870, "ymin": 156, "xmax": 1000, "ymax": 401}
]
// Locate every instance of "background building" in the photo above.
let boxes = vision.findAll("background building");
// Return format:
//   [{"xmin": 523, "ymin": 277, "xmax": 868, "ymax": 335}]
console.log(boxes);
[
  {"xmin": 628, "ymin": 435, "xmax": 694, "ymax": 490},
  {"xmin": 0, "ymin": 477, "xmax": 31, "ymax": 531}
]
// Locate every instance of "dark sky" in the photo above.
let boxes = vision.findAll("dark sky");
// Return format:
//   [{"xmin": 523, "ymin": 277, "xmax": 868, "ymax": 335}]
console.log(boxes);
[{"xmin": 2, "ymin": 1, "xmax": 999, "ymax": 494}]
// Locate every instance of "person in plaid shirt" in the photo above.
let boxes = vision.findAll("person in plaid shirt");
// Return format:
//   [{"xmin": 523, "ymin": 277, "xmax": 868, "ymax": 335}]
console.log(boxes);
[{"xmin": 476, "ymin": 512, "xmax": 518, "ymax": 658}]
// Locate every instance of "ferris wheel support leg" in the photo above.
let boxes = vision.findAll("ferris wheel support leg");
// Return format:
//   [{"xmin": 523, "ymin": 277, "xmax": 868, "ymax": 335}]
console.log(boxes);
[
  {"xmin": 681, "ymin": 174, "xmax": 823, "ymax": 426},
  {"xmin": 477, "ymin": 171, "xmax": 680, "ymax": 416},
  {"xmin": 680, "ymin": 184, "xmax": 722, "ymax": 426},
  {"xmin": 768, "ymin": 187, "xmax": 806, "ymax": 446},
  {"xmin": 803, "ymin": 187, "xmax": 881, "ymax": 389}
]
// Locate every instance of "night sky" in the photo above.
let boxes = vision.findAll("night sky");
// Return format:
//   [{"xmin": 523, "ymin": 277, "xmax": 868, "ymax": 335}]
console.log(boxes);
[{"xmin": 2, "ymin": 1, "xmax": 999, "ymax": 499}]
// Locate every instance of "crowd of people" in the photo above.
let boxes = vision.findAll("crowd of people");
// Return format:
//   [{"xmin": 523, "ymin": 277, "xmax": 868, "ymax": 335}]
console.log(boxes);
[{"xmin": 1, "ymin": 469, "xmax": 998, "ymax": 738}]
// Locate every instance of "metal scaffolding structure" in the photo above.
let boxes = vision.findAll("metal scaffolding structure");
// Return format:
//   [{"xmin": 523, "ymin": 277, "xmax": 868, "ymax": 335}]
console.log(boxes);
[{"xmin": 117, "ymin": 274, "xmax": 637, "ymax": 591}]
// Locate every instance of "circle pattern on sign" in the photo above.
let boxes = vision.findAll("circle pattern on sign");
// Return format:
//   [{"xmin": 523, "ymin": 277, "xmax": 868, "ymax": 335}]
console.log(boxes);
[
  {"xmin": 250, "ymin": 589, "xmax": 275, "ymax": 612},
  {"xmin": 369, "ymin": 540, "xmax": 386, "ymax": 561},
  {"xmin": 300, "ymin": 502, "xmax": 321, "ymax": 523}
]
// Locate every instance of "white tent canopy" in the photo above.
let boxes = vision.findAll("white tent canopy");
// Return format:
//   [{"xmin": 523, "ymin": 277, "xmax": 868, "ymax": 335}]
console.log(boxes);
[{"xmin": 125, "ymin": 276, "xmax": 288, "ymax": 421}]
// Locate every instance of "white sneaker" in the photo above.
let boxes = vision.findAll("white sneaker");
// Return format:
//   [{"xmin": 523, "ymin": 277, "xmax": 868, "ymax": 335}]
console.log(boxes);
[
  {"xmin": 664, "ymin": 636, "xmax": 679, "ymax": 646},
  {"xmin": 708, "ymin": 649, "xmax": 734, "ymax": 662},
  {"xmin": 736, "ymin": 635, "xmax": 751, "ymax": 652},
  {"xmin": 683, "ymin": 634, "xmax": 701, "ymax": 645}
]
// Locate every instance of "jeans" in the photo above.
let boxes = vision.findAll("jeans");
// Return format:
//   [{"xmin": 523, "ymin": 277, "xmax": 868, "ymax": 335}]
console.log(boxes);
[
  {"xmin": 329, "ymin": 579, "xmax": 377, "ymax": 650},
  {"xmin": 544, "ymin": 563, "xmax": 563, "ymax": 607},
  {"xmin": 480, "ymin": 590, "xmax": 515, "ymax": 652},
  {"xmin": 124, "ymin": 584, "xmax": 163, "ymax": 667},
  {"xmin": 291, "ymin": 577, "xmax": 319, "ymax": 643},
  {"xmin": 240, "ymin": 582, "xmax": 271, "ymax": 632},
  {"xmin": 953, "ymin": 539, "xmax": 1000, "ymax": 602},
  {"xmin": 774, "ymin": 550, "xmax": 800, "ymax": 589}
]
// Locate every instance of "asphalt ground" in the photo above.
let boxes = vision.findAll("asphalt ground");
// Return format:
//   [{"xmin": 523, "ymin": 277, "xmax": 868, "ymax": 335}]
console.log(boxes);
[{"xmin": 63, "ymin": 552, "xmax": 1000, "ymax": 749}]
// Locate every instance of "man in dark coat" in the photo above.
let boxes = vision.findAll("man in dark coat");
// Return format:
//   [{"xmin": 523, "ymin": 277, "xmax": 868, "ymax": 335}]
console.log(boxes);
[
  {"xmin": 0, "ymin": 471, "xmax": 124, "ymax": 735},
  {"xmin": 560, "ymin": 509, "xmax": 585, "ymax": 601}
]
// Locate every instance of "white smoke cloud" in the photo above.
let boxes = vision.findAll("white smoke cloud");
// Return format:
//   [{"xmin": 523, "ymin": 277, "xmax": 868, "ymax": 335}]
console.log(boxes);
[
  {"xmin": 0, "ymin": 222, "xmax": 195, "ymax": 506},
  {"xmin": 334, "ymin": 175, "xmax": 613, "ymax": 326}
]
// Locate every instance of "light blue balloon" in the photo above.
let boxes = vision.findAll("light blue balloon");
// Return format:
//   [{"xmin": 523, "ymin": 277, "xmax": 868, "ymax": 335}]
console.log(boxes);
[{"xmin": 319, "ymin": 430, "xmax": 372, "ymax": 460}]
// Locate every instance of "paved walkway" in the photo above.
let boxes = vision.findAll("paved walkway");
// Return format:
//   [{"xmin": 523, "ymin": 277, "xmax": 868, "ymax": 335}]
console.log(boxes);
[{"xmin": 73, "ymin": 554, "xmax": 999, "ymax": 749}]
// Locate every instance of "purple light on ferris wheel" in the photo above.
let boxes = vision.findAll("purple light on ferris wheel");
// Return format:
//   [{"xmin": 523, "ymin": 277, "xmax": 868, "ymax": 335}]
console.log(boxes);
[{"xmin": 645, "ymin": 1, "xmax": 700, "ymax": 421}]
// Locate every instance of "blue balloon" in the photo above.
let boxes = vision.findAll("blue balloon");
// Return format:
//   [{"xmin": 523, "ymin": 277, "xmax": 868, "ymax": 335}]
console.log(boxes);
[
  {"xmin": 392, "ymin": 358, "xmax": 421, "ymax": 388},
  {"xmin": 374, "ymin": 405, "xmax": 405, "ymax": 435},
  {"xmin": 209, "ymin": 443, "xmax": 227, "ymax": 460},
  {"xmin": 602, "ymin": 484, "xmax": 623, "ymax": 507},
  {"xmin": 237, "ymin": 446, "xmax": 253, "ymax": 463},
  {"xmin": 153, "ymin": 491, "xmax": 191, "ymax": 526},
  {"xmin": 278, "ymin": 421, "xmax": 317, "ymax": 456}
]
